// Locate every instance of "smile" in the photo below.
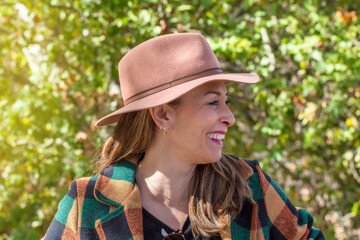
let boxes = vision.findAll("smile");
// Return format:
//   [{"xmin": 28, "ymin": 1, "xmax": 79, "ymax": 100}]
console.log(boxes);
[{"xmin": 206, "ymin": 133, "xmax": 225, "ymax": 140}]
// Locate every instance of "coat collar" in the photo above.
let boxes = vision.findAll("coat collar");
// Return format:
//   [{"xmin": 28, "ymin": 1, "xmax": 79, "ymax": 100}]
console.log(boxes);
[
  {"xmin": 92, "ymin": 156, "xmax": 255, "ymax": 240},
  {"xmin": 94, "ymin": 156, "xmax": 253, "ymax": 206},
  {"xmin": 236, "ymin": 156, "xmax": 254, "ymax": 180},
  {"xmin": 94, "ymin": 158, "xmax": 138, "ymax": 207},
  {"xmin": 94, "ymin": 158, "xmax": 144, "ymax": 240}
]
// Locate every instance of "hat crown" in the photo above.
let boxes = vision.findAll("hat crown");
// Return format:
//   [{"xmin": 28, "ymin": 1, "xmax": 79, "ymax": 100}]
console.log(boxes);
[
  {"xmin": 118, "ymin": 33, "xmax": 220, "ymax": 101},
  {"xmin": 95, "ymin": 32, "xmax": 258, "ymax": 127}
]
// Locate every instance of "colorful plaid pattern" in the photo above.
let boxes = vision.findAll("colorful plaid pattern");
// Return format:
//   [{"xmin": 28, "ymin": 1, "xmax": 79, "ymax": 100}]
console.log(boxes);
[{"xmin": 44, "ymin": 158, "xmax": 325, "ymax": 239}]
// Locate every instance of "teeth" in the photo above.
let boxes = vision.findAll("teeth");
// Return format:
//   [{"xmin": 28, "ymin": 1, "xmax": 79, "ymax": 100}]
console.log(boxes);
[{"xmin": 207, "ymin": 134, "xmax": 225, "ymax": 140}]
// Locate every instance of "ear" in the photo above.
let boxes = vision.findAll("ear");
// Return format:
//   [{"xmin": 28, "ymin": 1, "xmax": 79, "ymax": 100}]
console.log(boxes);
[{"xmin": 149, "ymin": 105, "xmax": 174, "ymax": 129}]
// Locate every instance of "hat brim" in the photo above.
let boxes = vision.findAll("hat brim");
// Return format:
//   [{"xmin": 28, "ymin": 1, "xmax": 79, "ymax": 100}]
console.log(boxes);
[{"xmin": 95, "ymin": 73, "xmax": 259, "ymax": 127}]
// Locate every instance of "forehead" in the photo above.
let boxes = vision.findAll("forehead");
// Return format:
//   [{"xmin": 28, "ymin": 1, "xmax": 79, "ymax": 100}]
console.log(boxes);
[{"xmin": 184, "ymin": 81, "xmax": 227, "ymax": 98}]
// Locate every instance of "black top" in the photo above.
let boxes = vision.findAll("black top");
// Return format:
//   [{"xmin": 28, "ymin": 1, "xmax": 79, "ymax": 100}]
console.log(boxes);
[{"xmin": 142, "ymin": 207, "xmax": 220, "ymax": 240}]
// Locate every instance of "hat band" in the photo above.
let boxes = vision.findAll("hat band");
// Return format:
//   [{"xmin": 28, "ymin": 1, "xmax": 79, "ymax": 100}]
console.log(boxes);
[{"xmin": 124, "ymin": 68, "xmax": 223, "ymax": 105}]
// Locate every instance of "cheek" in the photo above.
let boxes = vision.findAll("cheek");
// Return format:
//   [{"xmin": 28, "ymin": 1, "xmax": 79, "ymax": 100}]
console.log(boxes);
[
  {"xmin": 172, "ymin": 108, "xmax": 214, "ymax": 142},
  {"xmin": 175, "ymin": 118, "xmax": 205, "ymax": 146}
]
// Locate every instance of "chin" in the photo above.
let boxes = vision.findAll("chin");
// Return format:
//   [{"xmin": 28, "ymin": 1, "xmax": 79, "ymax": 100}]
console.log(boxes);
[{"xmin": 200, "ymin": 153, "xmax": 222, "ymax": 164}]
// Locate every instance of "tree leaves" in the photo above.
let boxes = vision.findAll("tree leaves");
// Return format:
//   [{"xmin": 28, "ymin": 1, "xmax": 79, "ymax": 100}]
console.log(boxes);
[{"xmin": 0, "ymin": 0, "xmax": 359, "ymax": 239}]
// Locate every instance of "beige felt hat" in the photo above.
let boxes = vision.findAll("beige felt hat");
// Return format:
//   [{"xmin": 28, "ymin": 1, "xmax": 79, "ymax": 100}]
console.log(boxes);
[{"xmin": 95, "ymin": 33, "xmax": 259, "ymax": 127}]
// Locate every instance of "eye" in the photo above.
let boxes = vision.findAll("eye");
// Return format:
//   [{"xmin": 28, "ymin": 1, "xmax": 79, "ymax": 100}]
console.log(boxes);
[
  {"xmin": 208, "ymin": 100, "xmax": 230, "ymax": 106},
  {"xmin": 208, "ymin": 100, "xmax": 219, "ymax": 105}
]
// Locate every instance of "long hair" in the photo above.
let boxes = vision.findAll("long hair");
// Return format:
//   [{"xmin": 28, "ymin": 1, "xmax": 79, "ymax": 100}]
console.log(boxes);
[
  {"xmin": 97, "ymin": 110, "xmax": 155, "ymax": 170},
  {"xmin": 97, "ymin": 108, "xmax": 252, "ymax": 237},
  {"xmin": 188, "ymin": 154, "xmax": 252, "ymax": 237}
]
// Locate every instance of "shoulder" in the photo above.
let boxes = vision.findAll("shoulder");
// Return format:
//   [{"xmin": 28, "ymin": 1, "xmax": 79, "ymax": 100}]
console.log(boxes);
[
  {"xmin": 228, "ymin": 156, "xmax": 325, "ymax": 239},
  {"xmin": 226, "ymin": 154, "xmax": 260, "ymax": 168},
  {"xmin": 226, "ymin": 155, "xmax": 272, "ymax": 197},
  {"xmin": 225, "ymin": 154, "xmax": 263, "ymax": 179},
  {"xmin": 55, "ymin": 176, "xmax": 99, "ymax": 218},
  {"xmin": 67, "ymin": 176, "xmax": 98, "ymax": 198},
  {"xmin": 57, "ymin": 175, "xmax": 103, "ymax": 222},
  {"xmin": 62, "ymin": 175, "xmax": 112, "ymax": 225},
  {"xmin": 231, "ymin": 156, "xmax": 268, "ymax": 180},
  {"xmin": 238, "ymin": 157, "xmax": 261, "ymax": 170}
]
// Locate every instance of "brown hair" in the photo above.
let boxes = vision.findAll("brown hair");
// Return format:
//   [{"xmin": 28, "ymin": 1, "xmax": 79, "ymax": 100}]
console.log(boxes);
[
  {"xmin": 189, "ymin": 154, "xmax": 252, "ymax": 237},
  {"xmin": 97, "ymin": 110, "xmax": 155, "ymax": 170},
  {"xmin": 97, "ymin": 106, "xmax": 252, "ymax": 237}
]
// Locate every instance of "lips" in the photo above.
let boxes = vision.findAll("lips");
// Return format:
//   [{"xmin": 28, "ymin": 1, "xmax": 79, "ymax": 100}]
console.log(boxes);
[
  {"xmin": 206, "ymin": 133, "xmax": 225, "ymax": 140},
  {"xmin": 206, "ymin": 131, "xmax": 226, "ymax": 145}
]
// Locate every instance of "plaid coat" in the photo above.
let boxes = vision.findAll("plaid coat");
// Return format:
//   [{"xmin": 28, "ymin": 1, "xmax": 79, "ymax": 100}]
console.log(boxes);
[{"xmin": 44, "ymin": 157, "xmax": 325, "ymax": 240}]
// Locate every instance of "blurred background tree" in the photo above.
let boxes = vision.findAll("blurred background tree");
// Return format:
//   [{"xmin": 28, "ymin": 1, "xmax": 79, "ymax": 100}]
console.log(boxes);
[{"xmin": 0, "ymin": 0, "xmax": 359, "ymax": 239}]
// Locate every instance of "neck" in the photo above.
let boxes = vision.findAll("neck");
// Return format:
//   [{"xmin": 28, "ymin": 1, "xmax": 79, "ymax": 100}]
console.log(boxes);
[{"xmin": 135, "ymin": 139, "xmax": 196, "ymax": 207}]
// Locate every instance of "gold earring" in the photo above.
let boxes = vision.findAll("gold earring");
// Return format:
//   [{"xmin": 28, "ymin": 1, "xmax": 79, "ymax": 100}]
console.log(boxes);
[{"xmin": 160, "ymin": 126, "xmax": 170, "ymax": 135}]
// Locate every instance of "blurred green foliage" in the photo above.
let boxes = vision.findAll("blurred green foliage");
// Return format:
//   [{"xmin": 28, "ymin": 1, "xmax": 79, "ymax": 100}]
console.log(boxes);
[{"xmin": 1, "ymin": 0, "xmax": 359, "ymax": 239}]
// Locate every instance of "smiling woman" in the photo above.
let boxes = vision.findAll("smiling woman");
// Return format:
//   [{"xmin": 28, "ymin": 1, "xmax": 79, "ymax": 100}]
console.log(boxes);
[
  {"xmin": 153, "ymin": 81, "xmax": 235, "ymax": 165},
  {"xmin": 43, "ymin": 33, "xmax": 325, "ymax": 239}
]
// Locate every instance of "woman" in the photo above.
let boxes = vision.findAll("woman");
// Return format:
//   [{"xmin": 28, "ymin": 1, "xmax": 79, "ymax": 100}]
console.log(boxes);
[{"xmin": 44, "ymin": 33, "xmax": 324, "ymax": 239}]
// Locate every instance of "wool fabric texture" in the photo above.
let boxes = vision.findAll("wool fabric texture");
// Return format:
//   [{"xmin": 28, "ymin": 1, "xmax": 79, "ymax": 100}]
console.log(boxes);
[{"xmin": 43, "ymin": 157, "xmax": 325, "ymax": 240}]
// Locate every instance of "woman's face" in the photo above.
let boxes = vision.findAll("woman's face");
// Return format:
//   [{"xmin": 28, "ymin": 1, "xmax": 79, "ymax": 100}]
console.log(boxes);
[{"xmin": 167, "ymin": 81, "xmax": 235, "ymax": 165}]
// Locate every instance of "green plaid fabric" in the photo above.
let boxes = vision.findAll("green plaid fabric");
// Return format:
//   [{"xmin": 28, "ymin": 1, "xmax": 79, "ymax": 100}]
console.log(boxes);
[{"xmin": 44, "ymin": 157, "xmax": 324, "ymax": 239}]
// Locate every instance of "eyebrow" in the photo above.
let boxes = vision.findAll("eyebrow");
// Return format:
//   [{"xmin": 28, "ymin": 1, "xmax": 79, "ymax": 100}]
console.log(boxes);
[{"xmin": 204, "ymin": 90, "xmax": 228, "ymax": 97}]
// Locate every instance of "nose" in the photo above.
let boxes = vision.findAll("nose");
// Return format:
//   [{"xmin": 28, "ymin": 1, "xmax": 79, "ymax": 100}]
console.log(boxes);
[{"xmin": 220, "ymin": 104, "xmax": 235, "ymax": 127}]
